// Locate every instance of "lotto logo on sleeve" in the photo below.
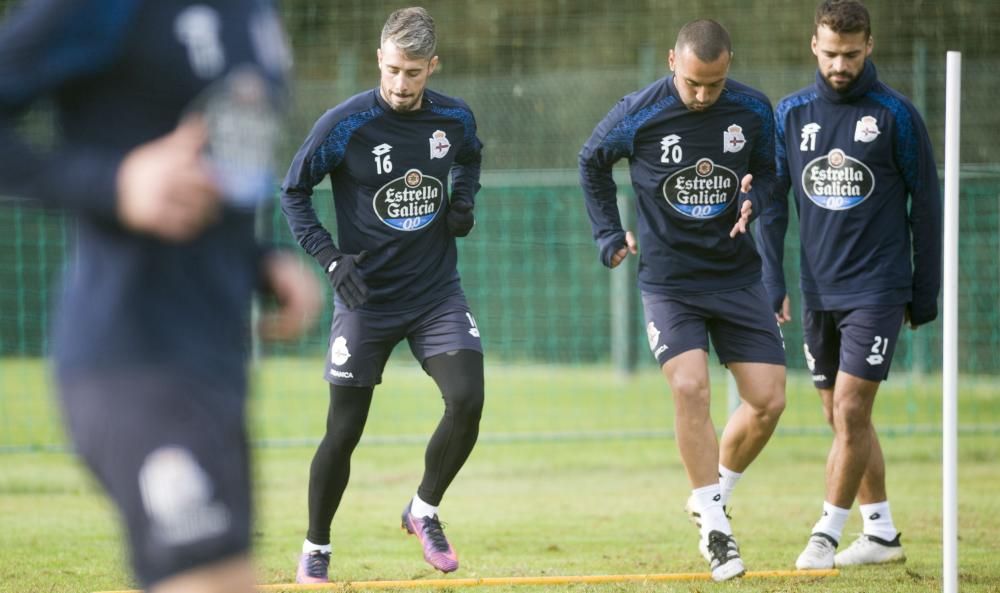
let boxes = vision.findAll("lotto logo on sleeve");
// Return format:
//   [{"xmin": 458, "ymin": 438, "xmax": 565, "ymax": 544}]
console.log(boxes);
[
  {"xmin": 661, "ymin": 158, "xmax": 738, "ymax": 219},
  {"xmin": 801, "ymin": 148, "xmax": 875, "ymax": 210},
  {"xmin": 372, "ymin": 169, "xmax": 445, "ymax": 231}
]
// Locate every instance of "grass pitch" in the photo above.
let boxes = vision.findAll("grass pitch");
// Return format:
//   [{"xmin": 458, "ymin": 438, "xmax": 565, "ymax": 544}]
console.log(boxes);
[{"xmin": 0, "ymin": 357, "xmax": 998, "ymax": 592}]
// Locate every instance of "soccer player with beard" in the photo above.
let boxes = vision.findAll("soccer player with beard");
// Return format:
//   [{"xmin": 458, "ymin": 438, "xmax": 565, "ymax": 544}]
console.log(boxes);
[
  {"xmin": 579, "ymin": 19, "xmax": 786, "ymax": 582},
  {"xmin": 280, "ymin": 7, "xmax": 484, "ymax": 583},
  {"xmin": 755, "ymin": 0, "xmax": 941, "ymax": 570}
]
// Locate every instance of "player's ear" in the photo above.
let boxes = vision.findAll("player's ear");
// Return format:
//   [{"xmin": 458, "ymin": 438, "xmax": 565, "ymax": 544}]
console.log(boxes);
[
  {"xmin": 667, "ymin": 48, "xmax": 675, "ymax": 72},
  {"xmin": 865, "ymin": 35, "xmax": 874, "ymax": 57},
  {"xmin": 377, "ymin": 47, "xmax": 383, "ymax": 68},
  {"xmin": 810, "ymin": 35, "xmax": 819, "ymax": 57},
  {"xmin": 428, "ymin": 55, "xmax": 439, "ymax": 76}
]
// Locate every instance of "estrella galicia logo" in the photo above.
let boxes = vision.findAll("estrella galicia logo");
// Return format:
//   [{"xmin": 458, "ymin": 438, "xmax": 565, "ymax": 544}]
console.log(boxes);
[
  {"xmin": 801, "ymin": 148, "xmax": 875, "ymax": 210},
  {"xmin": 372, "ymin": 168, "xmax": 444, "ymax": 231},
  {"xmin": 661, "ymin": 158, "xmax": 738, "ymax": 219}
]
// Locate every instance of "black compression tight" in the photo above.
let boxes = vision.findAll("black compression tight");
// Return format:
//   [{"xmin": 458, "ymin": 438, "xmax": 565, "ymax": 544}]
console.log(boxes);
[
  {"xmin": 305, "ymin": 384, "xmax": 373, "ymax": 546},
  {"xmin": 305, "ymin": 349, "xmax": 484, "ymax": 545},
  {"xmin": 418, "ymin": 349, "xmax": 484, "ymax": 505}
]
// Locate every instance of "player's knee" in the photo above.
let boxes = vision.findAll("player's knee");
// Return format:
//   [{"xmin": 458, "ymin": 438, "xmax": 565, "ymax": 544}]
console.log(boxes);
[
  {"xmin": 759, "ymin": 391, "xmax": 786, "ymax": 423},
  {"xmin": 670, "ymin": 375, "xmax": 710, "ymax": 405},
  {"xmin": 832, "ymin": 398, "xmax": 871, "ymax": 436},
  {"xmin": 322, "ymin": 422, "xmax": 365, "ymax": 453},
  {"xmin": 442, "ymin": 382, "xmax": 484, "ymax": 423}
]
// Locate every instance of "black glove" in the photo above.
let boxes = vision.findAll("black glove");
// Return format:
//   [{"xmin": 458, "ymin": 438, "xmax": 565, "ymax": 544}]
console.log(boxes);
[
  {"xmin": 326, "ymin": 251, "xmax": 369, "ymax": 309},
  {"xmin": 447, "ymin": 200, "xmax": 475, "ymax": 237}
]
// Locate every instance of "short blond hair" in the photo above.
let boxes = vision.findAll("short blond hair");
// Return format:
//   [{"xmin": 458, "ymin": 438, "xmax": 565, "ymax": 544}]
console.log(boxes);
[{"xmin": 381, "ymin": 7, "xmax": 436, "ymax": 59}]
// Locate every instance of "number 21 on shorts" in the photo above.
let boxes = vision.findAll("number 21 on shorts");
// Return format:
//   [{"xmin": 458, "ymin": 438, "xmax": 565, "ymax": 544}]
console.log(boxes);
[{"xmin": 866, "ymin": 335, "xmax": 888, "ymax": 366}]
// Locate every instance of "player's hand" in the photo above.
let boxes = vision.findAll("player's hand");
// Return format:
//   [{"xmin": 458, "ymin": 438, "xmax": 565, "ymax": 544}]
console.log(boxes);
[
  {"xmin": 327, "ymin": 251, "xmax": 370, "ymax": 309},
  {"xmin": 729, "ymin": 199, "xmax": 753, "ymax": 238},
  {"xmin": 610, "ymin": 231, "xmax": 638, "ymax": 268},
  {"xmin": 116, "ymin": 116, "xmax": 221, "ymax": 241},
  {"xmin": 776, "ymin": 294, "xmax": 792, "ymax": 325},
  {"xmin": 729, "ymin": 173, "xmax": 754, "ymax": 238},
  {"xmin": 447, "ymin": 199, "xmax": 475, "ymax": 237},
  {"xmin": 258, "ymin": 252, "xmax": 323, "ymax": 341}
]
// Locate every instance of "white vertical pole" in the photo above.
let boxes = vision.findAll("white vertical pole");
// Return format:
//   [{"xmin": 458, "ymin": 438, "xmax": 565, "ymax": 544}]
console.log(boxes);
[
  {"xmin": 942, "ymin": 50, "xmax": 961, "ymax": 593},
  {"xmin": 611, "ymin": 193, "xmax": 637, "ymax": 378},
  {"xmin": 727, "ymin": 371, "xmax": 739, "ymax": 417}
]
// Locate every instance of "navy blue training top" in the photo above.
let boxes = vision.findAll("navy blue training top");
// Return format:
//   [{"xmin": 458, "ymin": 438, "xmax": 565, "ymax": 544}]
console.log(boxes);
[
  {"xmin": 756, "ymin": 61, "xmax": 942, "ymax": 325},
  {"xmin": 0, "ymin": 0, "xmax": 290, "ymax": 381},
  {"xmin": 580, "ymin": 75, "xmax": 776, "ymax": 295},
  {"xmin": 281, "ymin": 87, "xmax": 483, "ymax": 311}
]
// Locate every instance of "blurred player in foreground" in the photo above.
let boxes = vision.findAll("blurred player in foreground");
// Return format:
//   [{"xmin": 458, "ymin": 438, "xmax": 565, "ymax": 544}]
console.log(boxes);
[{"xmin": 0, "ymin": 1, "xmax": 322, "ymax": 592}]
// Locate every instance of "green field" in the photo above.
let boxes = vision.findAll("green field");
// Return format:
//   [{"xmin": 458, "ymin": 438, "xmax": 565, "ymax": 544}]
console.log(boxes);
[
  {"xmin": 1, "ymin": 358, "xmax": 998, "ymax": 592},
  {"xmin": 4, "ymin": 356, "xmax": 999, "ymax": 451}
]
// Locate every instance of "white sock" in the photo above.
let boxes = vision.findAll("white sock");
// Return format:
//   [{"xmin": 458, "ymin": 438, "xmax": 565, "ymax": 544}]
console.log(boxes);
[
  {"xmin": 692, "ymin": 483, "xmax": 731, "ymax": 536},
  {"xmin": 302, "ymin": 539, "xmax": 331, "ymax": 554},
  {"xmin": 718, "ymin": 464, "xmax": 742, "ymax": 508},
  {"xmin": 410, "ymin": 493, "xmax": 439, "ymax": 518},
  {"xmin": 860, "ymin": 501, "xmax": 898, "ymax": 541},
  {"xmin": 812, "ymin": 501, "xmax": 851, "ymax": 545}
]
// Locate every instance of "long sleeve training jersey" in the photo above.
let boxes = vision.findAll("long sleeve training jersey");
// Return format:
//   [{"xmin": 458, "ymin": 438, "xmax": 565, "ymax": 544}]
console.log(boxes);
[
  {"xmin": 580, "ymin": 75, "xmax": 775, "ymax": 295},
  {"xmin": 757, "ymin": 61, "xmax": 941, "ymax": 324},
  {"xmin": 281, "ymin": 87, "xmax": 483, "ymax": 311}
]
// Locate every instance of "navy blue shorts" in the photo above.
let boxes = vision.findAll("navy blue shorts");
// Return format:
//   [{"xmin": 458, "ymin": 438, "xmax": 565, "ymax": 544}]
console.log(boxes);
[
  {"xmin": 801, "ymin": 305, "xmax": 905, "ymax": 388},
  {"xmin": 324, "ymin": 291, "xmax": 483, "ymax": 387},
  {"xmin": 58, "ymin": 367, "xmax": 251, "ymax": 588},
  {"xmin": 641, "ymin": 284, "xmax": 786, "ymax": 367}
]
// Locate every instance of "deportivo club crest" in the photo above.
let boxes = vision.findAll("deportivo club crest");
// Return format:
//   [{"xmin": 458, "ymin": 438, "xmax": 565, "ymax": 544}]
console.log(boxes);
[
  {"xmin": 723, "ymin": 124, "xmax": 746, "ymax": 153},
  {"xmin": 661, "ymin": 158, "xmax": 738, "ymax": 219},
  {"xmin": 372, "ymin": 168, "xmax": 445, "ymax": 231},
  {"xmin": 429, "ymin": 130, "xmax": 451, "ymax": 159},
  {"xmin": 801, "ymin": 148, "xmax": 875, "ymax": 210},
  {"xmin": 330, "ymin": 336, "xmax": 351, "ymax": 366},
  {"xmin": 854, "ymin": 115, "xmax": 880, "ymax": 143}
]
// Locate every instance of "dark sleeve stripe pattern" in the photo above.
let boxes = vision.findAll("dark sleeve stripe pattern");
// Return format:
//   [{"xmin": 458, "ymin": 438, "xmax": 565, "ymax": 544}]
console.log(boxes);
[
  {"xmin": 726, "ymin": 90, "xmax": 775, "ymax": 170},
  {"xmin": 307, "ymin": 105, "xmax": 383, "ymax": 186},
  {"xmin": 868, "ymin": 91, "xmax": 920, "ymax": 193},
  {"xmin": 429, "ymin": 104, "xmax": 482, "ymax": 157},
  {"xmin": 773, "ymin": 92, "xmax": 817, "ymax": 181},
  {"xmin": 597, "ymin": 96, "xmax": 677, "ymax": 157}
]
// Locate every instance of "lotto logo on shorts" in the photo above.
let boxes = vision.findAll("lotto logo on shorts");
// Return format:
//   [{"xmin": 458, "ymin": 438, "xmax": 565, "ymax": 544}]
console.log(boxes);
[
  {"xmin": 803, "ymin": 344, "xmax": 816, "ymax": 372},
  {"xmin": 646, "ymin": 322, "xmax": 660, "ymax": 351},
  {"xmin": 465, "ymin": 312, "xmax": 480, "ymax": 338}
]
